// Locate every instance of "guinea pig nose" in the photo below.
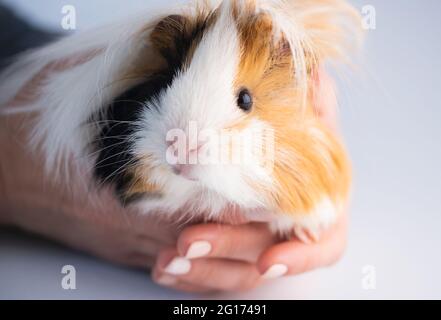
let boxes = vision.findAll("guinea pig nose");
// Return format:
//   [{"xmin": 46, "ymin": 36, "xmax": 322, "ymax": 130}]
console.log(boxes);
[
  {"xmin": 172, "ymin": 164, "xmax": 198, "ymax": 181},
  {"xmin": 187, "ymin": 143, "xmax": 204, "ymax": 154}
]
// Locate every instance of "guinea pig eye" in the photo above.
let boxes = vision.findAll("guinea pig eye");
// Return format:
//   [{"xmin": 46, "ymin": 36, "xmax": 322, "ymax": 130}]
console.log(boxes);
[{"xmin": 237, "ymin": 89, "xmax": 253, "ymax": 112}]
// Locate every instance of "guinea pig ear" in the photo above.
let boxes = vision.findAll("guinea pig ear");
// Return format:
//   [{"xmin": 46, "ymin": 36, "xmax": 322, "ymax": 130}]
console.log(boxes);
[
  {"xmin": 150, "ymin": 14, "xmax": 190, "ymax": 65},
  {"xmin": 275, "ymin": 36, "xmax": 292, "ymax": 58},
  {"xmin": 295, "ymin": 0, "xmax": 363, "ymax": 64}
]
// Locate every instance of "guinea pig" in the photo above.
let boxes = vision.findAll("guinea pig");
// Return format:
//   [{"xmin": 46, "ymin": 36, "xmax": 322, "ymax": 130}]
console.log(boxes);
[{"xmin": 0, "ymin": 0, "xmax": 362, "ymax": 242}]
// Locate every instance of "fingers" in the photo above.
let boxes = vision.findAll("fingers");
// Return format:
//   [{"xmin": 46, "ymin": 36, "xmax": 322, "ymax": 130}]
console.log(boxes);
[
  {"xmin": 152, "ymin": 248, "xmax": 262, "ymax": 292},
  {"xmin": 152, "ymin": 269, "xmax": 214, "ymax": 294},
  {"xmin": 176, "ymin": 223, "xmax": 277, "ymax": 263},
  {"xmin": 153, "ymin": 213, "xmax": 348, "ymax": 292},
  {"xmin": 152, "ymin": 223, "xmax": 276, "ymax": 292},
  {"xmin": 257, "ymin": 214, "xmax": 348, "ymax": 279}
]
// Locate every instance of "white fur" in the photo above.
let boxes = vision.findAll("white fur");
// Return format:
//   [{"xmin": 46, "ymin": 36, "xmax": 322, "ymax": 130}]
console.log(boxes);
[
  {"xmin": 270, "ymin": 197, "xmax": 338, "ymax": 241},
  {"xmin": 132, "ymin": 1, "xmax": 275, "ymax": 219},
  {"xmin": 0, "ymin": 0, "xmax": 357, "ymax": 237}
]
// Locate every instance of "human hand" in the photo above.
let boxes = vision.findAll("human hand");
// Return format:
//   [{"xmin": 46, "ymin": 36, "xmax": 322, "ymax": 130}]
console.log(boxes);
[
  {"xmin": 0, "ymin": 49, "xmax": 186, "ymax": 267},
  {"xmin": 0, "ymin": 56, "xmax": 347, "ymax": 293},
  {"xmin": 151, "ymin": 68, "xmax": 349, "ymax": 292},
  {"xmin": 0, "ymin": 113, "xmax": 179, "ymax": 267}
]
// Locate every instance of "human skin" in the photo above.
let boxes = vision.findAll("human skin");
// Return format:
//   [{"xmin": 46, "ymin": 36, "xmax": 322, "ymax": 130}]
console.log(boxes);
[{"xmin": 0, "ymin": 68, "xmax": 348, "ymax": 293}]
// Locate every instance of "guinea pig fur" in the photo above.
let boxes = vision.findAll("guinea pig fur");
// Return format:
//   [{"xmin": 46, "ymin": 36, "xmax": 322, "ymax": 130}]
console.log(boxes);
[{"xmin": 0, "ymin": 0, "xmax": 362, "ymax": 242}]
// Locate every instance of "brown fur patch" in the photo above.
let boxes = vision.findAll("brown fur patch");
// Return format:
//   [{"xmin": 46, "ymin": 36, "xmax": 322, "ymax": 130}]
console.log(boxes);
[
  {"xmin": 119, "ymin": 11, "xmax": 219, "ymax": 202},
  {"xmin": 233, "ymin": 8, "xmax": 351, "ymax": 215},
  {"xmin": 149, "ymin": 10, "xmax": 218, "ymax": 72}
]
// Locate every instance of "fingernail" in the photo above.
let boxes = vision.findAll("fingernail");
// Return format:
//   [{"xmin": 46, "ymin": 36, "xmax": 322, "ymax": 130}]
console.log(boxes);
[
  {"xmin": 156, "ymin": 275, "xmax": 177, "ymax": 286},
  {"xmin": 262, "ymin": 264, "xmax": 288, "ymax": 279},
  {"xmin": 164, "ymin": 257, "xmax": 191, "ymax": 275},
  {"xmin": 185, "ymin": 241, "xmax": 212, "ymax": 259}
]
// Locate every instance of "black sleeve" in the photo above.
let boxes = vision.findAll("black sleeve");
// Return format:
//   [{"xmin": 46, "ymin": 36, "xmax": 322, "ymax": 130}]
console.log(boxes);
[{"xmin": 0, "ymin": 2, "xmax": 60, "ymax": 70}]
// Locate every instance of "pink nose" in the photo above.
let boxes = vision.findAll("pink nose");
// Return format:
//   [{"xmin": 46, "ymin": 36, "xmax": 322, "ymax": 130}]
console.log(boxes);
[
  {"xmin": 167, "ymin": 140, "xmax": 203, "ymax": 155},
  {"xmin": 168, "ymin": 140, "xmax": 205, "ymax": 181},
  {"xmin": 172, "ymin": 163, "xmax": 198, "ymax": 181}
]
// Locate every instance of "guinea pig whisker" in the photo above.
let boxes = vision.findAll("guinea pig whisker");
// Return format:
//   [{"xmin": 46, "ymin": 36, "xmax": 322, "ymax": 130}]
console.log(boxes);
[
  {"xmin": 79, "ymin": 75, "xmax": 148, "ymax": 118},
  {"xmin": 111, "ymin": 99, "xmax": 146, "ymax": 107},
  {"xmin": 90, "ymin": 135, "xmax": 134, "ymax": 142},
  {"xmin": 87, "ymin": 120, "xmax": 137, "ymax": 126},
  {"xmin": 95, "ymin": 161, "xmax": 136, "ymax": 189},
  {"xmin": 93, "ymin": 157, "xmax": 134, "ymax": 170},
  {"xmin": 96, "ymin": 157, "xmax": 139, "ymax": 188},
  {"xmin": 94, "ymin": 149, "xmax": 134, "ymax": 167},
  {"xmin": 83, "ymin": 121, "xmax": 137, "ymax": 133},
  {"xmin": 83, "ymin": 140, "xmax": 133, "ymax": 159}
]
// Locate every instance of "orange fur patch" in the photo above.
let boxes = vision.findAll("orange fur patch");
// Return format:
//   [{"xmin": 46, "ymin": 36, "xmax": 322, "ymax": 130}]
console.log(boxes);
[
  {"xmin": 234, "ymin": 8, "xmax": 351, "ymax": 215},
  {"xmin": 123, "ymin": 156, "xmax": 164, "ymax": 202}
]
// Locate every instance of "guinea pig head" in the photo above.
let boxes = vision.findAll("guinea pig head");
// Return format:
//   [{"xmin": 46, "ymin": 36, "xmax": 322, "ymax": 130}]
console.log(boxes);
[{"xmin": 95, "ymin": 0, "xmax": 360, "ymax": 234}]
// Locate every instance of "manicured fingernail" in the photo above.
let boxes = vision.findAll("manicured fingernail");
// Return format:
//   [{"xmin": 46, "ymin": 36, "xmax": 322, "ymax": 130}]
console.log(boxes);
[
  {"xmin": 185, "ymin": 241, "xmax": 212, "ymax": 259},
  {"xmin": 262, "ymin": 264, "xmax": 288, "ymax": 279},
  {"xmin": 156, "ymin": 275, "xmax": 177, "ymax": 286},
  {"xmin": 164, "ymin": 257, "xmax": 191, "ymax": 275}
]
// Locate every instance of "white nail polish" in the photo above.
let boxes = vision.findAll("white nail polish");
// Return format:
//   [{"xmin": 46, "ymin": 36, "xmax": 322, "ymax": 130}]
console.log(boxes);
[
  {"xmin": 164, "ymin": 257, "xmax": 191, "ymax": 275},
  {"xmin": 262, "ymin": 264, "xmax": 288, "ymax": 279},
  {"xmin": 185, "ymin": 241, "xmax": 212, "ymax": 259},
  {"xmin": 157, "ymin": 275, "xmax": 177, "ymax": 286}
]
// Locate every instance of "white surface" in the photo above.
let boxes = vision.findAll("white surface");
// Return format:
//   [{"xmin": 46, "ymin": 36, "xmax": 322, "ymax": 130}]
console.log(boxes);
[{"xmin": 1, "ymin": 0, "xmax": 441, "ymax": 299}]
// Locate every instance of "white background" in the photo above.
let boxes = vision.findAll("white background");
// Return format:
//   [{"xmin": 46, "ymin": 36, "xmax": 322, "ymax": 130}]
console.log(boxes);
[{"xmin": 1, "ymin": 0, "xmax": 441, "ymax": 299}]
